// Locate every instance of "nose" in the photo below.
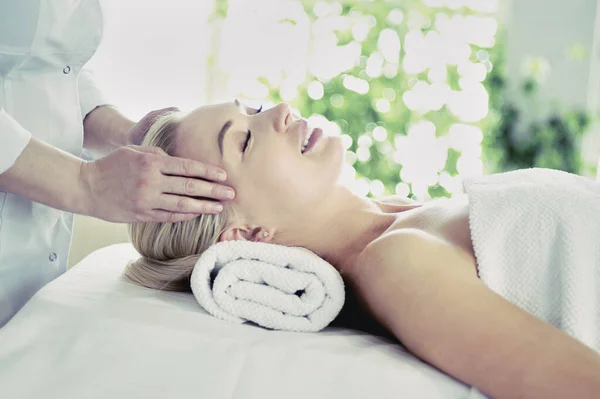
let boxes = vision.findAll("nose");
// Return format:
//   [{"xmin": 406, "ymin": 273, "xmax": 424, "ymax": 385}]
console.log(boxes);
[{"xmin": 272, "ymin": 103, "xmax": 292, "ymax": 133}]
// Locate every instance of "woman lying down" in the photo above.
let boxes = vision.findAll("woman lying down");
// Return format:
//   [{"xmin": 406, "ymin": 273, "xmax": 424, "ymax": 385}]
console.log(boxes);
[{"xmin": 125, "ymin": 100, "xmax": 600, "ymax": 398}]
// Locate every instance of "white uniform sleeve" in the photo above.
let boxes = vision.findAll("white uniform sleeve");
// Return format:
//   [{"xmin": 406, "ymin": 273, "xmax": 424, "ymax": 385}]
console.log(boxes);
[
  {"xmin": 0, "ymin": 108, "xmax": 32, "ymax": 174},
  {"xmin": 78, "ymin": 68, "xmax": 111, "ymax": 119}
]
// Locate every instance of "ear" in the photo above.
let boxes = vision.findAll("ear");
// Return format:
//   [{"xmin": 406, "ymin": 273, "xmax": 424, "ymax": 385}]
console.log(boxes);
[{"xmin": 219, "ymin": 224, "xmax": 273, "ymax": 243}]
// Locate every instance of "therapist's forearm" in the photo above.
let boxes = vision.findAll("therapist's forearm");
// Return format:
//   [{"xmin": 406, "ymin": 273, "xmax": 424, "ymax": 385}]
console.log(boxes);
[
  {"xmin": 0, "ymin": 138, "xmax": 90, "ymax": 215},
  {"xmin": 83, "ymin": 105, "xmax": 135, "ymax": 155}
]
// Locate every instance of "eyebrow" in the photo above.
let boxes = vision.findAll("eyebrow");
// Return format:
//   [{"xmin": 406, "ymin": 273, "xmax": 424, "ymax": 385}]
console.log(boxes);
[
  {"xmin": 217, "ymin": 119, "xmax": 233, "ymax": 160},
  {"xmin": 217, "ymin": 101, "xmax": 260, "ymax": 159}
]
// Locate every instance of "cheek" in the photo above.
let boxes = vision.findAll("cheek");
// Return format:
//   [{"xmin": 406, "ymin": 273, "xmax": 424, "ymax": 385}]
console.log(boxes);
[
  {"xmin": 244, "ymin": 137, "xmax": 345, "ymax": 211},
  {"xmin": 261, "ymin": 161, "xmax": 307, "ymax": 198},
  {"xmin": 243, "ymin": 159, "xmax": 311, "ymax": 213}
]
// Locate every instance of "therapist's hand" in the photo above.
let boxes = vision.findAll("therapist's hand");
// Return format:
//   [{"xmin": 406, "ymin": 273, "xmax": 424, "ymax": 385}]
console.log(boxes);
[{"xmin": 80, "ymin": 145, "xmax": 235, "ymax": 223}]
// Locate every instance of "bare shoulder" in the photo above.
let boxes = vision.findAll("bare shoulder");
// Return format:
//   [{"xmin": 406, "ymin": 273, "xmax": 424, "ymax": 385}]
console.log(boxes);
[
  {"xmin": 348, "ymin": 228, "xmax": 481, "ymax": 348},
  {"xmin": 349, "ymin": 227, "xmax": 479, "ymax": 337},
  {"xmin": 354, "ymin": 228, "xmax": 475, "ymax": 280},
  {"xmin": 377, "ymin": 195, "xmax": 421, "ymax": 206},
  {"xmin": 364, "ymin": 227, "xmax": 435, "ymax": 254},
  {"xmin": 355, "ymin": 228, "xmax": 427, "ymax": 275}
]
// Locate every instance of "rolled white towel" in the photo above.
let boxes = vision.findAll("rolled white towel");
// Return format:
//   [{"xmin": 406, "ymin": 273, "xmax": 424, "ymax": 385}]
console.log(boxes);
[{"xmin": 190, "ymin": 240, "xmax": 345, "ymax": 332}]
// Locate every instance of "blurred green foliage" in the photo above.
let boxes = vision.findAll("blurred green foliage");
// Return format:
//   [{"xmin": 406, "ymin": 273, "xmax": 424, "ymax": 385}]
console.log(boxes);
[
  {"xmin": 282, "ymin": 0, "xmax": 486, "ymax": 199},
  {"xmin": 483, "ymin": 37, "xmax": 593, "ymax": 174}
]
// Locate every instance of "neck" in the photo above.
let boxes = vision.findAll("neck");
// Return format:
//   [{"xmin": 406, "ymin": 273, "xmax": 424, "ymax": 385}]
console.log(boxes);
[{"xmin": 280, "ymin": 187, "xmax": 398, "ymax": 275}]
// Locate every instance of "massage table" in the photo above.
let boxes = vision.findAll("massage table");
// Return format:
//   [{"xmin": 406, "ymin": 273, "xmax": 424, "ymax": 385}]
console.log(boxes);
[{"xmin": 0, "ymin": 244, "xmax": 476, "ymax": 398}]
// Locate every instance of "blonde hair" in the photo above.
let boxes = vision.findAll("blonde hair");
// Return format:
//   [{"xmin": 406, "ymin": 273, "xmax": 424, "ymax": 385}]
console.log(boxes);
[{"xmin": 125, "ymin": 111, "xmax": 230, "ymax": 292}]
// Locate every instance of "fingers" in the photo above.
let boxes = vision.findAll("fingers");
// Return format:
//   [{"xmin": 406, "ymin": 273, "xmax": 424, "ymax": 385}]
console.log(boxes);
[
  {"xmin": 161, "ymin": 175, "xmax": 234, "ymax": 201},
  {"xmin": 160, "ymin": 156, "xmax": 227, "ymax": 182},
  {"xmin": 158, "ymin": 194, "xmax": 224, "ymax": 215},
  {"xmin": 140, "ymin": 151, "xmax": 234, "ymax": 200},
  {"xmin": 125, "ymin": 149, "xmax": 233, "ymax": 214},
  {"xmin": 128, "ymin": 145, "xmax": 228, "ymax": 183}
]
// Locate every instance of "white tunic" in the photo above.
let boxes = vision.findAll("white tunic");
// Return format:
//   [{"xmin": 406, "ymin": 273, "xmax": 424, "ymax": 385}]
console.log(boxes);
[{"xmin": 0, "ymin": 0, "xmax": 108, "ymax": 327}]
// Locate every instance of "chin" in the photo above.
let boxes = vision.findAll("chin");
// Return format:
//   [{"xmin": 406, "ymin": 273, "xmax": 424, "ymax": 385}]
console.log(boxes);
[
  {"xmin": 321, "ymin": 136, "xmax": 346, "ymax": 181},
  {"xmin": 300, "ymin": 136, "xmax": 345, "ymax": 188},
  {"xmin": 330, "ymin": 136, "xmax": 345, "ymax": 163}
]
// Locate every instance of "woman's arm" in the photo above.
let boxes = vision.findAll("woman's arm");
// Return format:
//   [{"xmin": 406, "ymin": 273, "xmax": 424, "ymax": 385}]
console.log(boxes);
[{"xmin": 352, "ymin": 229, "xmax": 600, "ymax": 399}]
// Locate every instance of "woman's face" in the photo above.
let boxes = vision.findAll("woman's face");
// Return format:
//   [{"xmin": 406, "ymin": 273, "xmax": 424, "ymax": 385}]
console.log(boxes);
[{"xmin": 174, "ymin": 100, "xmax": 345, "ymax": 232}]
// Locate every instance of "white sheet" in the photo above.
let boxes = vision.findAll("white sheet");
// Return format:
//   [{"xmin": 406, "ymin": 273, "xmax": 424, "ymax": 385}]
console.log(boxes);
[{"xmin": 0, "ymin": 244, "xmax": 472, "ymax": 399}]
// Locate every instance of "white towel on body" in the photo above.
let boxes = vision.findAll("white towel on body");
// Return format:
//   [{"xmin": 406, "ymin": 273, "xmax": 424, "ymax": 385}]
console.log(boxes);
[
  {"xmin": 464, "ymin": 168, "xmax": 600, "ymax": 399},
  {"xmin": 190, "ymin": 240, "xmax": 345, "ymax": 332},
  {"xmin": 464, "ymin": 168, "xmax": 600, "ymax": 351}
]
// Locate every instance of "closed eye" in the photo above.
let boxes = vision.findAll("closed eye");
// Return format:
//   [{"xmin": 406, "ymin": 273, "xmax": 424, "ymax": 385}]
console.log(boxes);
[
  {"xmin": 242, "ymin": 130, "xmax": 251, "ymax": 152},
  {"xmin": 241, "ymin": 105, "xmax": 262, "ymax": 153}
]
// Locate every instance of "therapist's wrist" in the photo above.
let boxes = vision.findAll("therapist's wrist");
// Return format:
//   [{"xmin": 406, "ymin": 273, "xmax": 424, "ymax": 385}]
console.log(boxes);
[
  {"xmin": 104, "ymin": 105, "xmax": 136, "ymax": 146},
  {"xmin": 0, "ymin": 138, "xmax": 95, "ymax": 216},
  {"xmin": 74, "ymin": 159, "xmax": 95, "ymax": 217},
  {"xmin": 83, "ymin": 105, "xmax": 135, "ymax": 153},
  {"xmin": 98, "ymin": 105, "xmax": 136, "ymax": 146}
]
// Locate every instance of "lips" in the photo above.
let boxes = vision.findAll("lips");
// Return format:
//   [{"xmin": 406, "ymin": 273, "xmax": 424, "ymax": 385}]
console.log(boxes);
[
  {"xmin": 302, "ymin": 127, "xmax": 323, "ymax": 154},
  {"xmin": 299, "ymin": 120, "xmax": 309, "ymax": 152},
  {"xmin": 296, "ymin": 120, "xmax": 323, "ymax": 154}
]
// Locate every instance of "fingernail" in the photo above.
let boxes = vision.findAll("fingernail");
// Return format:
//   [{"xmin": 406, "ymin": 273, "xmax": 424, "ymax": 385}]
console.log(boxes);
[
  {"xmin": 213, "ymin": 204, "xmax": 223, "ymax": 212},
  {"xmin": 217, "ymin": 172, "xmax": 227, "ymax": 181},
  {"xmin": 223, "ymin": 189, "xmax": 235, "ymax": 199}
]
